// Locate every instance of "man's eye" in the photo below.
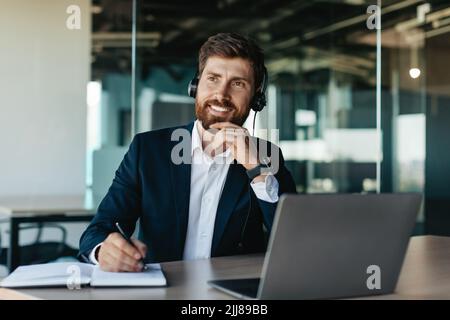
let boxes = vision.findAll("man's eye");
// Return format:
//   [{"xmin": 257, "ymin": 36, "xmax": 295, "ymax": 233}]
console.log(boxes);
[
  {"xmin": 207, "ymin": 76, "xmax": 217, "ymax": 82},
  {"xmin": 234, "ymin": 81, "xmax": 244, "ymax": 87}
]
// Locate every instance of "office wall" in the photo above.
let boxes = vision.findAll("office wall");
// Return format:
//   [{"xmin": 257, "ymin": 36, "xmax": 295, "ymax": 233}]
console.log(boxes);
[
  {"xmin": 0, "ymin": 0, "xmax": 91, "ymax": 253},
  {"xmin": 0, "ymin": 0, "xmax": 90, "ymax": 196}
]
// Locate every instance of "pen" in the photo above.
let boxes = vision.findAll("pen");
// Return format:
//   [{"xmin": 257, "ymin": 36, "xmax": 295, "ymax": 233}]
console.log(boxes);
[
  {"xmin": 80, "ymin": 253, "xmax": 91, "ymax": 264},
  {"xmin": 115, "ymin": 222, "xmax": 148, "ymax": 271}
]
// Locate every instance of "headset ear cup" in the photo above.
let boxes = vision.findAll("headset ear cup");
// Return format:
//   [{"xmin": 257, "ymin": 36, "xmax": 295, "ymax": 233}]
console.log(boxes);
[
  {"xmin": 188, "ymin": 78, "xmax": 198, "ymax": 98},
  {"xmin": 258, "ymin": 94, "xmax": 266, "ymax": 111},
  {"xmin": 251, "ymin": 67, "xmax": 268, "ymax": 112},
  {"xmin": 251, "ymin": 93, "xmax": 265, "ymax": 112}
]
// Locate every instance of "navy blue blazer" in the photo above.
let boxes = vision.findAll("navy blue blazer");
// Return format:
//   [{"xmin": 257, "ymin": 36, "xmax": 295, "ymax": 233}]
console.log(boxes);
[{"xmin": 79, "ymin": 122, "xmax": 296, "ymax": 262}]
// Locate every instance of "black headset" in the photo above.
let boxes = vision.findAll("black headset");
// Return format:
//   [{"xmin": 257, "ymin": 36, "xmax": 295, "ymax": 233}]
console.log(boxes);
[{"xmin": 188, "ymin": 66, "xmax": 268, "ymax": 112}]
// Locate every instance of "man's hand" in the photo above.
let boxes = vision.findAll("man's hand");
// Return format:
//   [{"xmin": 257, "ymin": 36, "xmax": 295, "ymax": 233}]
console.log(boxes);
[
  {"xmin": 207, "ymin": 122, "xmax": 267, "ymax": 182},
  {"xmin": 97, "ymin": 232, "xmax": 147, "ymax": 272}
]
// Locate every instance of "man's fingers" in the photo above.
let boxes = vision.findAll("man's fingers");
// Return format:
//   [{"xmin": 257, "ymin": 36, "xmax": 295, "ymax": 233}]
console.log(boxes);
[
  {"xmin": 218, "ymin": 130, "xmax": 250, "ymax": 144},
  {"xmin": 221, "ymin": 129, "xmax": 249, "ymax": 137},
  {"xmin": 222, "ymin": 133, "xmax": 248, "ymax": 149},
  {"xmin": 110, "ymin": 233, "xmax": 142, "ymax": 259},
  {"xmin": 108, "ymin": 251, "xmax": 142, "ymax": 272},
  {"xmin": 99, "ymin": 233, "xmax": 145, "ymax": 272},
  {"xmin": 131, "ymin": 238, "xmax": 147, "ymax": 258},
  {"xmin": 210, "ymin": 125, "xmax": 248, "ymax": 135},
  {"xmin": 100, "ymin": 250, "xmax": 137, "ymax": 272},
  {"xmin": 211, "ymin": 130, "xmax": 246, "ymax": 145},
  {"xmin": 99, "ymin": 252, "xmax": 117, "ymax": 272},
  {"xmin": 208, "ymin": 132, "xmax": 244, "ymax": 156},
  {"xmin": 210, "ymin": 122, "xmax": 240, "ymax": 129},
  {"xmin": 107, "ymin": 246, "xmax": 141, "ymax": 269},
  {"xmin": 100, "ymin": 241, "xmax": 142, "ymax": 271}
]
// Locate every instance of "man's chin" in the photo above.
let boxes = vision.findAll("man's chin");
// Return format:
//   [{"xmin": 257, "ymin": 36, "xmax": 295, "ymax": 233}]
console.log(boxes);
[
  {"xmin": 197, "ymin": 111, "xmax": 246, "ymax": 129},
  {"xmin": 199, "ymin": 117, "xmax": 227, "ymax": 130}
]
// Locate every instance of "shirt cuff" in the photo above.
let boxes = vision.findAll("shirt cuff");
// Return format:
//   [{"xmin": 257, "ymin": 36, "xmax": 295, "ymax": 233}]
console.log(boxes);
[
  {"xmin": 89, "ymin": 242, "xmax": 103, "ymax": 265},
  {"xmin": 250, "ymin": 174, "xmax": 279, "ymax": 203}
]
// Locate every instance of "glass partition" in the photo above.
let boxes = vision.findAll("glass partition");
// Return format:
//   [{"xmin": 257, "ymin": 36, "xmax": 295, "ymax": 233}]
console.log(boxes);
[
  {"xmin": 92, "ymin": 0, "xmax": 450, "ymax": 235},
  {"xmin": 379, "ymin": 0, "xmax": 450, "ymax": 235},
  {"xmin": 132, "ymin": 0, "xmax": 383, "ymax": 196},
  {"xmin": 88, "ymin": 0, "xmax": 134, "ymax": 200}
]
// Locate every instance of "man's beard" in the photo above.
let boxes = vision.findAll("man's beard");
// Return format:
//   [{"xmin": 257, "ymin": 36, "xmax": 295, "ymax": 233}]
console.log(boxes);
[{"xmin": 195, "ymin": 98, "xmax": 249, "ymax": 130}]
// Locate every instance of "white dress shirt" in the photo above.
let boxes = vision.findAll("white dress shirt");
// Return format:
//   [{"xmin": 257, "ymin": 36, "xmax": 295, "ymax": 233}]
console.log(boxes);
[{"xmin": 90, "ymin": 120, "xmax": 279, "ymax": 263}]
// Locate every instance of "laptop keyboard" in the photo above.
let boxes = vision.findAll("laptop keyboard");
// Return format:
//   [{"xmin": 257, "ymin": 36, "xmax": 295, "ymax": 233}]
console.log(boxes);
[{"xmin": 209, "ymin": 278, "xmax": 260, "ymax": 299}]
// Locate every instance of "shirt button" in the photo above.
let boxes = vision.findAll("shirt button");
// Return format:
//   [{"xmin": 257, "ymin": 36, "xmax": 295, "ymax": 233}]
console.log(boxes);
[{"xmin": 201, "ymin": 233, "xmax": 207, "ymax": 238}]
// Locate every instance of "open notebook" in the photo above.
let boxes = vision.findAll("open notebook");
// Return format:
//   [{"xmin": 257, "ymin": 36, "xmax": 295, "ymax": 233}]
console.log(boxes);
[{"xmin": 0, "ymin": 262, "xmax": 167, "ymax": 288}]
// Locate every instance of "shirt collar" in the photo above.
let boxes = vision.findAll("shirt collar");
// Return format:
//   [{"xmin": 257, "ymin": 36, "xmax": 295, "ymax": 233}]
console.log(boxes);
[{"xmin": 191, "ymin": 120, "xmax": 203, "ymax": 156}]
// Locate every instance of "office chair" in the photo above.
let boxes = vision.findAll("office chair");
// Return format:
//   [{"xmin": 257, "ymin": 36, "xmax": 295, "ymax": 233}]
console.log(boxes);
[{"xmin": 0, "ymin": 223, "xmax": 79, "ymax": 266}]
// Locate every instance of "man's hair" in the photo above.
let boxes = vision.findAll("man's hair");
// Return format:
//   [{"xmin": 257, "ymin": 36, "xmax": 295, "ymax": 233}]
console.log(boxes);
[{"xmin": 198, "ymin": 33, "xmax": 265, "ymax": 92}]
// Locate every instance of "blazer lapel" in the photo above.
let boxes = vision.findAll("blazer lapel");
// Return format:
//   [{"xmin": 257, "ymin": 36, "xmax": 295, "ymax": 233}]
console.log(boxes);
[
  {"xmin": 211, "ymin": 161, "xmax": 247, "ymax": 254},
  {"xmin": 169, "ymin": 122, "xmax": 194, "ymax": 259}
]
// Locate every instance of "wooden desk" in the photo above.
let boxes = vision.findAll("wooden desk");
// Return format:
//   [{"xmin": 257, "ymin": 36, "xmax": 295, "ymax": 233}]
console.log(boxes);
[
  {"xmin": 0, "ymin": 195, "xmax": 96, "ymax": 272},
  {"xmin": 2, "ymin": 235, "xmax": 450, "ymax": 300}
]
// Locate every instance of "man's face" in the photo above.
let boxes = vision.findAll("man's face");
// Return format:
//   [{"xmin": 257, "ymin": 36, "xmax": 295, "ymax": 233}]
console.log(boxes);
[{"xmin": 195, "ymin": 56, "xmax": 255, "ymax": 130}]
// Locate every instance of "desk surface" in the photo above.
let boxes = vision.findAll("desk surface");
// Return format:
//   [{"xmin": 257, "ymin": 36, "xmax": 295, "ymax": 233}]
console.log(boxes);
[
  {"xmin": 3, "ymin": 235, "xmax": 450, "ymax": 300},
  {"xmin": 0, "ymin": 195, "xmax": 97, "ymax": 218}
]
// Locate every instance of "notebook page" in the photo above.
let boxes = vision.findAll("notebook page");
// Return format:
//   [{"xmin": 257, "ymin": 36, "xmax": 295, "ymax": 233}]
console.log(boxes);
[
  {"xmin": 0, "ymin": 262, "xmax": 93, "ymax": 288},
  {"xmin": 90, "ymin": 263, "xmax": 167, "ymax": 287}
]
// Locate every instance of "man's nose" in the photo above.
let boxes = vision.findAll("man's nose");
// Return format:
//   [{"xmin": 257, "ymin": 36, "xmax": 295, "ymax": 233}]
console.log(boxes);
[{"xmin": 214, "ymin": 81, "xmax": 231, "ymax": 101}]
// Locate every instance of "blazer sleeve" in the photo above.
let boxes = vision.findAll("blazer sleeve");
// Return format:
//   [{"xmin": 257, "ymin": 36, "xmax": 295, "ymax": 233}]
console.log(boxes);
[
  {"xmin": 78, "ymin": 134, "xmax": 143, "ymax": 259},
  {"xmin": 256, "ymin": 146, "xmax": 297, "ymax": 232}
]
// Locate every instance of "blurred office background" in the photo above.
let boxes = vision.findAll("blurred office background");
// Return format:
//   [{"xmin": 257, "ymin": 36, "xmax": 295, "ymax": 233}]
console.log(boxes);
[{"xmin": 1, "ymin": 0, "xmax": 450, "ymax": 272}]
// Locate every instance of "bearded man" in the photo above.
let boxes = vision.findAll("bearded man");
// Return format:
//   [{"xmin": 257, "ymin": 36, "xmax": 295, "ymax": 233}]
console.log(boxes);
[{"xmin": 79, "ymin": 33, "xmax": 296, "ymax": 272}]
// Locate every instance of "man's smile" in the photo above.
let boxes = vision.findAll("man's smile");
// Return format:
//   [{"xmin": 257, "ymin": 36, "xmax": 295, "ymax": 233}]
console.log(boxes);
[{"xmin": 207, "ymin": 104, "xmax": 233, "ymax": 117}]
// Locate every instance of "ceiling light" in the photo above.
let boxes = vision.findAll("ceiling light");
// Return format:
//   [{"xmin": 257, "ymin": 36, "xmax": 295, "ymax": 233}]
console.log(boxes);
[
  {"xmin": 409, "ymin": 68, "xmax": 421, "ymax": 79},
  {"xmin": 92, "ymin": 5, "xmax": 103, "ymax": 14}
]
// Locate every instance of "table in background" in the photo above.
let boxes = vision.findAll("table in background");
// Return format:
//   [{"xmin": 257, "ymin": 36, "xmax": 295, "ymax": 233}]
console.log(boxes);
[{"xmin": 0, "ymin": 195, "xmax": 96, "ymax": 272}]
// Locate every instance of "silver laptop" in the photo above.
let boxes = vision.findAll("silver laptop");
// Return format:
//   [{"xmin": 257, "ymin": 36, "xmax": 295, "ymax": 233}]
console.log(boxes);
[{"xmin": 208, "ymin": 193, "xmax": 422, "ymax": 299}]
